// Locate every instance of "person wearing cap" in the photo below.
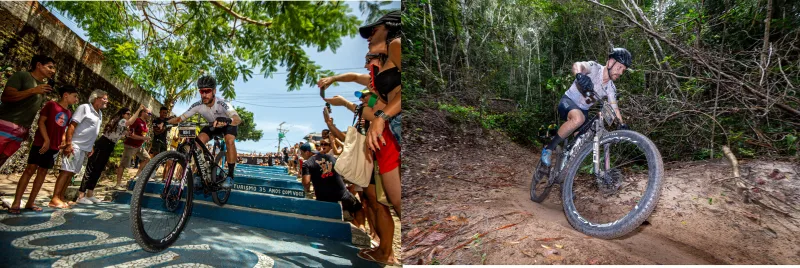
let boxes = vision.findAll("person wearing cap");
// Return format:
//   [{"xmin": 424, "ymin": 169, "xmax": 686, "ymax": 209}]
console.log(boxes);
[
  {"xmin": 298, "ymin": 143, "xmax": 363, "ymax": 222},
  {"xmin": 540, "ymin": 48, "xmax": 633, "ymax": 167}
]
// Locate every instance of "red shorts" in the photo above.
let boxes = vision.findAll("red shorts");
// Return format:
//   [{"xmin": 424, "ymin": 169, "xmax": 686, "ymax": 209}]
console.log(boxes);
[
  {"xmin": 0, "ymin": 120, "xmax": 28, "ymax": 158},
  {"xmin": 374, "ymin": 121, "xmax": 400, "ymax": 174}
]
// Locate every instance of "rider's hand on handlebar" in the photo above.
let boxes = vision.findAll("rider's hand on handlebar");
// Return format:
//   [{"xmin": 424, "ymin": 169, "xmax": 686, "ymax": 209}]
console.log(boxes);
[
  {"xmin": 213, "ymin": 117, "xmax": 232, "ymax": 129},
  {"xmin": 575, "ymin": 73, "xmax": 594, "ymax": 95}
]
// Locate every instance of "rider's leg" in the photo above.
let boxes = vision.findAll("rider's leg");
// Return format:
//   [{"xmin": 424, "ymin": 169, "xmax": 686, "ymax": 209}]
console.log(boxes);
[
  {"xmin": 553, "ymin": 109, "xmax": 586, "ymax": 145},
  {"xmin": 543, "ymin": 97, "xmax": 587, "ymax": 166},
  {"xmin": 224, "ymin": 134, "xmax": 236, "ymax": 177}
]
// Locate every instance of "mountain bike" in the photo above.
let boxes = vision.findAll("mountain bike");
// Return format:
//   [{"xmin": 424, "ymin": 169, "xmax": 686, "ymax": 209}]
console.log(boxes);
[
  {"xmin": 130, "ymin": 122, "xmax": 233, "ymax": 252},
  {"xmin": 530, "ymin": 93, "xmax": 664, "ymax": 239}
]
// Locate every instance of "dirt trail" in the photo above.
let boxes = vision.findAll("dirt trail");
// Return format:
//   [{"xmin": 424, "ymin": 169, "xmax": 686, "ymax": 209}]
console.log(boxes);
[{"xmin": 402, "ymin": 110, "xmax": 800, "ymax": 265}]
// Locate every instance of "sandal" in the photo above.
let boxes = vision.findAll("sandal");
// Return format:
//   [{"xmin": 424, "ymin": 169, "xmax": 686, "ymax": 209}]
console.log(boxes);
[
  {"xmin": 8, "ymin": 207, "xmax": 21, "ymax": 214},
  {"xmin": 25, "ymin": 205, "xmax": 43, "ymax": 212},
  {"xmin": 357, "ymin": 249, "xmax": 400, "ymax": 266}
]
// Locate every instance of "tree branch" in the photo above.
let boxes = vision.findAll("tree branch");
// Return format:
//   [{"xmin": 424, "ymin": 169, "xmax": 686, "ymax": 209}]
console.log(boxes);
[
  {"xmin": 584, "ymin": 0, "xmax": 800, "ymax": 117},
  {"xmin": 209, "ymin": 1, "xmax": 272, "ymax": 27}
]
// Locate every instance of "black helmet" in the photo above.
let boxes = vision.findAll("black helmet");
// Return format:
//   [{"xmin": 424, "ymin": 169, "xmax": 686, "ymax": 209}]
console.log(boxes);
[
  {"xmin": 608, "ymin": 48, "xmax": 633, "ymax": 68},
  {"xmin": 197, "ymin": 75, "xmax": 216, "ymax": 89}
]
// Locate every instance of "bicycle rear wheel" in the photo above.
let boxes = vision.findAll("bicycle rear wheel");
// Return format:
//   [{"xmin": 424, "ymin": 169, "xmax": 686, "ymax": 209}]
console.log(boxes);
[
  {"xmin": 530, "ymin": 146, "xmax": 562, "ymax": 203},
  {"xmin": 560, "ymin": 130, "xmax": 664, "ymax": 239},
  {"xmin": 130, "ymin": 151, "xmax": 194, "ymax": 252}
]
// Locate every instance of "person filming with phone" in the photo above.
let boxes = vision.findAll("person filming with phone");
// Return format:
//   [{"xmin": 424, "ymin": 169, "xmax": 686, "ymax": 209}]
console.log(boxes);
[{"xmin": 0, "ymin": 55, "xmax": 57, "ymax": 169}]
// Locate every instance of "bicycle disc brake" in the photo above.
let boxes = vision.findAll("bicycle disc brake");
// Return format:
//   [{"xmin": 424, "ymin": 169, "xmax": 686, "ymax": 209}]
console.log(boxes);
[{"xmin": 596, "ymin": 168, "xmax": 623, "ymax": 196}]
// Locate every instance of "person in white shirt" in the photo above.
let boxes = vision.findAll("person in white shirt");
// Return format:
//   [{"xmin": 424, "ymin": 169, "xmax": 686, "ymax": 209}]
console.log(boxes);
[
  {"xmin": 49, "ymin": 89, "xmax": 108, "ymax": 208},
  {"xmin": 75, "ymin": 107, "xmax": 132, "ymax": 204}
]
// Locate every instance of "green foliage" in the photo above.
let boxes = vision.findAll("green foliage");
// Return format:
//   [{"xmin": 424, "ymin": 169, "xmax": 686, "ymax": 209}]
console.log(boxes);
[
  {"xmin": 44, "ymin": 1, "xmax": 362, "ymax": 108},
  {"xmin": 407, "ymin": 0, "xmax": 800, "ymax": 161},
  {"xmin": 234, "ymin": 106, "xmax": 263, "ymax": 142}
]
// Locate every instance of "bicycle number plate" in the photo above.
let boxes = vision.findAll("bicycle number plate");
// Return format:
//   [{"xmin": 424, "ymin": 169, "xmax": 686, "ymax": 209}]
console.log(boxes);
[{"xmin": 178, "ymin": 127, "xmax": 197, "ymax": 138}]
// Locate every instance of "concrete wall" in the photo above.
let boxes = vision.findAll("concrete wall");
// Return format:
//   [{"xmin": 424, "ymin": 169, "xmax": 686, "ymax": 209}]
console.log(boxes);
[{"xmin": 0, "ymin": 1, "xmax": 162, "ymax": 111}]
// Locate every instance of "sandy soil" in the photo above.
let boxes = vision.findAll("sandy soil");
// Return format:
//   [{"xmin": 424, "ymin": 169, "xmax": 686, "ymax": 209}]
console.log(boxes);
[{"xmin": 401, "ymin": 110, "xmax": 800, "ymax": 265}]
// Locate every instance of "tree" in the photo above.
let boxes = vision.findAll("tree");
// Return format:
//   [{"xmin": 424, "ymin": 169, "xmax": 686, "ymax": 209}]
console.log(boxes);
[
  {"xmin": 43, "ymin": 1, "xmax": 361, "ymax": 112},
  {"xmin": 233, "ymin": 106, "xmax": 263, "ymax": 142}
]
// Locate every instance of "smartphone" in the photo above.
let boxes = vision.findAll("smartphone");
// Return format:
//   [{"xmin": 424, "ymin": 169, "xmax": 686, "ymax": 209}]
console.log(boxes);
[{"xmin": 320, "ymin": 87, "xmax": 331, "ymax": 112}]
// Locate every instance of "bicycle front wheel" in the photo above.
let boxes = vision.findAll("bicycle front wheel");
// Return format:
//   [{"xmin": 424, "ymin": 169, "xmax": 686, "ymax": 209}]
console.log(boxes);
[
  {"xmin": 560, "ymin": 130, "xmax": 664, "ymax": 239},
  {"xmin": 130, "ymin": 151, "xmax": 194, "ymax": 252},
  {"xmin": 211, "ymin": 150, "xmax": 231, "ymax": 206}
]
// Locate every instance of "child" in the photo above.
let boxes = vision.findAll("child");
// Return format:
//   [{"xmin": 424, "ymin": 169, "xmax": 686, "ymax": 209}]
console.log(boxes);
[{"xmin": 8, "ymin": 85, "xmax": 78, "ymax": 213}]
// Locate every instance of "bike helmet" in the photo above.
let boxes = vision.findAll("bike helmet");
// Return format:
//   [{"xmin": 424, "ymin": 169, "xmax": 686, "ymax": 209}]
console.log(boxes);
[
  {"xmin": 608, "ymin": 48, "xmax": 633, "ymax": 68},
  {"xmin": 197, "ymin": 75, "xmax": 217, "ymax": 89}
]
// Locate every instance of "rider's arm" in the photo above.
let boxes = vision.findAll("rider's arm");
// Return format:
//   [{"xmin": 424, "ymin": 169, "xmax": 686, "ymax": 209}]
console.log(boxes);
[
  {"xmin": 172, "ymin": 102, "xmax": 201, "ymax": 125},
  {"xmin": 167, "ymin": 116, "xmax": 182, "ymax": 125},
  {"xmin": 223, "ymin": 101, "xmax": 241, "ymax": 126},
  {"xmin": 571, "ymin": 61, "xmax": 592, "ymax": 76},
  {"xmin": 230, "ymin": 114, "xmax": 242, "ymax": 126},
  {"xmin": 607, "ymin": 87, "xmax": 624, "ymax": 125}
]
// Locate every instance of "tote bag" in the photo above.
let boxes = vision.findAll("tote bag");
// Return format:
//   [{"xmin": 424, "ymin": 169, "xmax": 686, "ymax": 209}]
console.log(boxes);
[{"xmin": 334, "ymin": 126, "xmax": 372, "ymax": 187}]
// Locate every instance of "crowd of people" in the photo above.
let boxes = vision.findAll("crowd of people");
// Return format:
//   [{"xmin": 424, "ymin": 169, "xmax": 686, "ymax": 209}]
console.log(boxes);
[
  {"xmin": 299, "ymin": 11, "xmax": 403, "ymax": 266},
  {"xmin": 1, "ymin": 11, "xmax": 402, "ymax": 266},
  {"xmin": 0, "ymin": 54, "xmax": 179, "ymax": 210}
]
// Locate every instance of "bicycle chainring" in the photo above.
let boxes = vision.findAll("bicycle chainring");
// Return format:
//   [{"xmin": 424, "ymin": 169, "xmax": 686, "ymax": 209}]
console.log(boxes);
[{"xmin": 597, "ymin": 168, "xmax": 623, "ymax": 196}]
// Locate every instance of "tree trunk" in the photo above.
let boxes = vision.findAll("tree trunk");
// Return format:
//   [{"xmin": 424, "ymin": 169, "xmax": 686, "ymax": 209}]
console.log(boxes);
[
  {"xmin": 760, "ymin": 0, "xmax": 773, "ymax": 74},
  {"xmin": 428, "ymin": 2, "xmax": 443, "ymax": 78}
]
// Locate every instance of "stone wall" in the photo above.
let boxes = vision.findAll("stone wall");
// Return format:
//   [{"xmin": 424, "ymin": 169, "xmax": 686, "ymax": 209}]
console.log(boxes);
[{"xmin": 0, "ymin": 1, "xmax": 162, "ymax": 111}]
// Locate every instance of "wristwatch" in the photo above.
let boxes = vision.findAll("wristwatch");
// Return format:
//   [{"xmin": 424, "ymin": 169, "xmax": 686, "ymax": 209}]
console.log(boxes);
[{"xmin": 374, "ymin": 110, "xmax": 391, "ymax": 121}]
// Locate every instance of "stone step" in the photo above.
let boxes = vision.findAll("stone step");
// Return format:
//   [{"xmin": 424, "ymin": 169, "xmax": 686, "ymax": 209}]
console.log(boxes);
[
  {"xmin": 128, "ymin": 181, "xmax": 341, "ymax": 219},
  {"xmin": 112, "ymin": 191, "xmax": 351, "ymax": 242}
]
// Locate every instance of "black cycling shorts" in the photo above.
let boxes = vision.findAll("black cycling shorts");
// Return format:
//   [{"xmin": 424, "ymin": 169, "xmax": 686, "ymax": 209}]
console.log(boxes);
[
  {"xmin": 557, "ymin": 95, "xmax": 589, "ymax": 121},
  {"xmin": 200, "ymin": 125, "xmax": 238, "ymax": 138}
]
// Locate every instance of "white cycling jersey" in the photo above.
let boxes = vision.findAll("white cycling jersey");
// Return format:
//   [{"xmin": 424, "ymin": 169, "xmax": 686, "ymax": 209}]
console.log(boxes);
[
  {"xmin": 180, "ymin": 97, "xmax": 238, "ymax": 123},
  {"xmin": 564, "ymin": 61, "xmax": 618, "ymax": 110}
]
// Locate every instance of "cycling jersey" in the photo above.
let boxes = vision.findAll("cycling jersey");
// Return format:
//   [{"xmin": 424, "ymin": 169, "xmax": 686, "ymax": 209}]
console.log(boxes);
[
  {"xmin": 564, "ymin": 61, "xmax": 618, "ymax": 111},
  {"xmin": 180, "ymin": 98, "xmax": 238, "ymax": 123}
]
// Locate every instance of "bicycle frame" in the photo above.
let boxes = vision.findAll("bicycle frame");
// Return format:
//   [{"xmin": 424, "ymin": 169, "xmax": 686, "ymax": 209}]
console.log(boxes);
[
  {"xmin": 160, "ymin": 128, "xmax": 225, "ymax": 199},
  {"xmin": 556, "ymin": 98, "xmax": 618, "ymax": 180}
]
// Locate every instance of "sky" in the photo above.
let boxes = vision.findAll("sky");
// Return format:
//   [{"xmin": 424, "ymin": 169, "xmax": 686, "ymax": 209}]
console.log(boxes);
[{"xmin": 50, "ymin": 1, "xmax": 401, "ymax": 154}]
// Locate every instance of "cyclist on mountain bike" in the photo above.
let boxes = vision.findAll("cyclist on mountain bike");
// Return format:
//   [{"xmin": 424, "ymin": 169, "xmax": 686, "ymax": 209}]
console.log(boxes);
[
  {"xmin": 541, "ymin": 48, "xmax": 632, "ymax": 167},
  {"xmin": 167, "ymin": 75, "xmax": 241, "ymax": 187}
]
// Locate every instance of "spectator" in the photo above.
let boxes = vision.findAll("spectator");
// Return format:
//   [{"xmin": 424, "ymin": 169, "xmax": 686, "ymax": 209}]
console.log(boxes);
[
  {"xmin": 51, "ymin": 89, "xmax": 108, "ymax": 208},
  {"xmin": 8, "ymin": 86, "xmax": 78, "ymax": 213},
  {"xmin": 0, "ymin": 55, "xmax": 56, "ymax": 169},
  {"xmin": 298, "ymin": 143, "xmax": 363, "ymax": 225},
  {"xmin": 76, "ymin": 107, "xmax": 131, "ymax": 204},
  {"xmin": 114, "ymin": 105, "xmax": 151, "ymax": 190},
  {"xmin": 149, "ymin": 107, "xmax": 172, "ymax": 157}
]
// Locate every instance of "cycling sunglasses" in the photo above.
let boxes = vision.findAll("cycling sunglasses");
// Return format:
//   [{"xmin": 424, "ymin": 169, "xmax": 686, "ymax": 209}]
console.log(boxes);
[{"xmin": 199, "ymin": 88, "xmax": 213, "ymax": 95}]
